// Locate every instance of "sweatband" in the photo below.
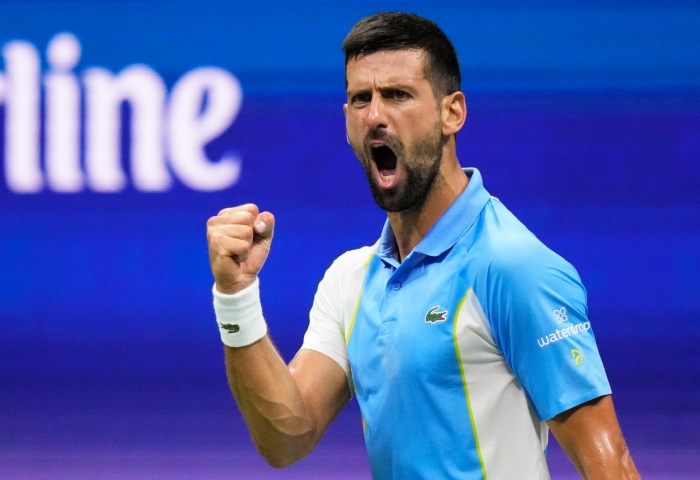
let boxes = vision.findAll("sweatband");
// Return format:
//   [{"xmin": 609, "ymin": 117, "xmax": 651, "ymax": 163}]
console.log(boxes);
[{"xmin": 213, "ymin": 277, "xmax": 267, "ymax": 348}]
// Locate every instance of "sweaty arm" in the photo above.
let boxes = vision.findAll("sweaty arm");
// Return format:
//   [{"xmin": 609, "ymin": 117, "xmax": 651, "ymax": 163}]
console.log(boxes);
[
  {"xmin": 225, "ymin": 341, "xmax": 350, "ymax": 467},
  {"xmin": 547, "ymin": 395, "xmax": 640, "ymax": 479},
  {"xmin": 207, "ymin": 204, "xmax": 350, "ymax": 468}
]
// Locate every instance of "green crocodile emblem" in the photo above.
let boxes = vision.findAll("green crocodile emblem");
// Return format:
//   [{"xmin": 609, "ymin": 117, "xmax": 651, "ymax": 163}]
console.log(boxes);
[
  {"xmin": 219, "ymin": 322, "xmax": 240, "ymax": 333},
  {"xmin": 425, "ymin": 306, "xmax": 447, "ymax": 323}
]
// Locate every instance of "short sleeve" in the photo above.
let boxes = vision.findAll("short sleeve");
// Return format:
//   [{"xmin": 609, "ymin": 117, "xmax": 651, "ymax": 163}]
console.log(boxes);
[
  {"xmin": 483, "ymin": 242, "xmax": 611, "ymax": 421},
  {"xmin": 301, "ymin": 253, "xmax": 354, "ymax": 393}
]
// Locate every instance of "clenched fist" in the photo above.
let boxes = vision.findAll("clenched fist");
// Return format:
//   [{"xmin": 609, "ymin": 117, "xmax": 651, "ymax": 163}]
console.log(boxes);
[{"xmin": 206, "ymin": 204, "xmax": 275, "ymax": 294}]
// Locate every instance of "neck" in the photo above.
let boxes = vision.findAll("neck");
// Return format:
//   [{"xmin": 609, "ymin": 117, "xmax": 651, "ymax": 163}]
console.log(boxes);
[{"xmin": 388, "ymin": 152, "xmax": 468, "ymax": 262}]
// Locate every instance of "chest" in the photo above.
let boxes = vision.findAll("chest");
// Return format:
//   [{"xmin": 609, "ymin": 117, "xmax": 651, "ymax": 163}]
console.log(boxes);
[{"xmin": 346, "ymin": 255, "xmax": 497, "ymax": 398}]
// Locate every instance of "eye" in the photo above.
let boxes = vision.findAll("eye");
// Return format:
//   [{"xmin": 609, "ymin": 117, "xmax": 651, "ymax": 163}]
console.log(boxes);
[
  {"xmin": 385, "ymin": 89, "xmax": 410, "ymax": 101},
  {"xmin": 351, "ymin": 92, "xmax": 371, "ymax": 104}
]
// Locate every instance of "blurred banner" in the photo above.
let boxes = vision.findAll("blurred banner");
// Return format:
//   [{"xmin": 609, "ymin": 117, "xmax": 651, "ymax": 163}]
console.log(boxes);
[{"xmin": 1, "ymin": 0, "xmax": 699, "ymax": 354}]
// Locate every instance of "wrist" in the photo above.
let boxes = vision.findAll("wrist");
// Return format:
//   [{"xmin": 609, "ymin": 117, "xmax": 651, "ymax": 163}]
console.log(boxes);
[
  {"xmin": 215, "ymin": 276, "xmax": 256, "ymax": 295},
  {"xmin": 213, "ymin": 277, "xmax": 267, "ymax": 348}
]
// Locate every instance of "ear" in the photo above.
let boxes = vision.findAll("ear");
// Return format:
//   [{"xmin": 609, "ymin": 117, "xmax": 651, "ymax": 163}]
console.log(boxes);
[
  {"xmin": 343, "ymin": 104, "xmax": 350, "ymax": 143},
  {"xmin": 440, "ymin": 91, "xmax": 467, "ymax": 137}
]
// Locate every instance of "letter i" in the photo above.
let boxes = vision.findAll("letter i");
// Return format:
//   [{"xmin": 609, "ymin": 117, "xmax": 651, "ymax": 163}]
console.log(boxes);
[{"xmin": 45, "ymin": 33, "xmax": 83, "ymax": 192}]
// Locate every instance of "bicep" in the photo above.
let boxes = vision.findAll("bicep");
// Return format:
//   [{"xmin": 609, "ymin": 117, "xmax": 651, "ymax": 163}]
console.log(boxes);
[
  {"xmin": 547, "ymin": 395, "xmax": 620, "ymax": 457},
  {"xmin": 289, "ymin": 348, "xmax": 351, "ymax": 442}
]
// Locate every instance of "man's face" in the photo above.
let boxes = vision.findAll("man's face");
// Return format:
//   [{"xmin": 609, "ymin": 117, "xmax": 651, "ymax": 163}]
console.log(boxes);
[{"xmin": 344, "ymin": 49, "xmax": 444, "ymax": 213}]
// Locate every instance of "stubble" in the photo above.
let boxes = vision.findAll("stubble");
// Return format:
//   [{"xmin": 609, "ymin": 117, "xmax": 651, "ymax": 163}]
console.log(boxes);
[{"xmin": 351, "ymin": 122, "xmax": 444, "ymax": 213}]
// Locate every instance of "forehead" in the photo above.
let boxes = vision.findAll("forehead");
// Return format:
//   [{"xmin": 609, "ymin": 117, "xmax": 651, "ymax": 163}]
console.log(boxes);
[{"xmin": 346, "ymin": 49, "xmax": 429, "ymax": 90}]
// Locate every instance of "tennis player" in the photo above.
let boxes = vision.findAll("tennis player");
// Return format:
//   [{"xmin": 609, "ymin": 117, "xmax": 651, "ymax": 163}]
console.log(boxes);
[{"xmin": 206, "ymin": 12, "xmax": 640, "ymax": 479}]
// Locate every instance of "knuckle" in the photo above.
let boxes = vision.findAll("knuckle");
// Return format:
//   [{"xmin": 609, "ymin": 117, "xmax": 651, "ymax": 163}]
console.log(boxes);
[
  {"xmin": 243, "ymin": 225, "xmax": 254, "ymax": 240},
  {"xmin": 207, "ymin": 230, "xmax": 223, "ymax": 247},
  {"xmin": 217, "ymin": 206, "xmax": 234, "ymax": 216},
  {"xmin": 232, "ymin": 211, "xmax": 254, "ymax": 226},
  {"xmin": 217, "ymin": 242, "xmax": 234, "ymax": 256},
  {"xmin": 224, "ymin": 211, "xmax": 252, "ymax": 227}
]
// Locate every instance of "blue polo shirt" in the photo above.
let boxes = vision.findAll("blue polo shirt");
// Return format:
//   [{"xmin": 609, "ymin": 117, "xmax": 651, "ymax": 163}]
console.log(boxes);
[{"xmin": 303, "ymin": 168, "xmax": 611, "ymax": 479}]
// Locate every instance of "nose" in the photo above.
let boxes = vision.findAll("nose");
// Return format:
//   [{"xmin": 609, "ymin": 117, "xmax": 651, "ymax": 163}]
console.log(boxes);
[{"xmin": 366, "ymin": 95, "xmax": 388, "ymax": 130}]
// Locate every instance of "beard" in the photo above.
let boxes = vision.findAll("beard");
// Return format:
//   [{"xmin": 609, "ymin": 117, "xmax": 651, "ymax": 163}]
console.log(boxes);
[{"xmin": 351, "ymin": 122, "xmax": 444, "ymax": 213}]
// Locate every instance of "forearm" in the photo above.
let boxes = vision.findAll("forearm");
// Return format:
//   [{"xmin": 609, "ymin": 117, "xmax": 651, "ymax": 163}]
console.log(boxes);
[
  {"xmin": 207, "ymin": 206, "xmax": 348, "ymax": 466},
  {"xmin": 224, "ymin": 336, "xmax": 317, "ymax": 468},
  {"xmin": 574, "ymin": 440, "xmax": 640, "ymax": 480}
]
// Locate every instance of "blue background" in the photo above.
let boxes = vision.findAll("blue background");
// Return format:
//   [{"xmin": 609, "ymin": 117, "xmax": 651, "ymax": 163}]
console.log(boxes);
[{"xmin": 1, "ymin": 1, "xmax": 699, "ymax": 478}]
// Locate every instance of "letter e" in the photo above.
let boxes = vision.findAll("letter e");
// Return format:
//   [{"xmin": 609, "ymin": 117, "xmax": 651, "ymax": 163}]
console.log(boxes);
[{"xmin": 167, "ymin": 67, "xmax": 242, "ymax": 191}]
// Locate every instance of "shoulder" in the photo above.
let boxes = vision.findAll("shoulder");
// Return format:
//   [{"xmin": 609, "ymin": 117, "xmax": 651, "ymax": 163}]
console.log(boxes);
[
  {"xmin": 315, "ymin": 242, "xmax": 378, "ymax": 298},
  {"xmin": 473, "ymin": 198, "xmax": 580, "ymax": 288},
  {"xmin": 309, "ymin": 242, "xmax": 378, "ymax": 341},
  {"xmin": 325, "ymin": 242, "xmax": 378, "ymax": 278}
]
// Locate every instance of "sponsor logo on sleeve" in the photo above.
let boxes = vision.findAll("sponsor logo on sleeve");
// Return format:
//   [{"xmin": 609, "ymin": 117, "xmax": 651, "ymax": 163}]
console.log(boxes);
[
  {"xmin": 553, "ymin": 307, "xmax": 569, "ymax": 323},
  {"xmin": 570, "ymin": 349, "xmax": 585, "ymax": 365},
  {"xmin": 537, "ymin": 321, "xmax": 591, "ymax": 347}
]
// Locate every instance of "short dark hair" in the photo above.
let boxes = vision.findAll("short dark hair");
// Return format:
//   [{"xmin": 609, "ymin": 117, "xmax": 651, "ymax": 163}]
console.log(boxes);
[{"xmin": 342, "ymin": 12, "xmax": 461, "ymax": 98}]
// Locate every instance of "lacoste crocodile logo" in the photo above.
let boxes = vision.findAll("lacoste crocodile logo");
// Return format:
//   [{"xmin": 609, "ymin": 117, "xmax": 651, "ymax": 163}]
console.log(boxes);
[
  {"xmin": 219, "ymin": 322, "xmax": 240, "ymax": 334},
  {"xmin": 425, "ymin": 306, "xmax": 448, "ymax": 323}
]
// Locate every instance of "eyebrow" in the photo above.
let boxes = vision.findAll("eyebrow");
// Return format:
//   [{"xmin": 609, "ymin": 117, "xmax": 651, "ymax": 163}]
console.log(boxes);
[{"xmin": 347, "ymin": 83, "xmax": 416, "ymax": 97}]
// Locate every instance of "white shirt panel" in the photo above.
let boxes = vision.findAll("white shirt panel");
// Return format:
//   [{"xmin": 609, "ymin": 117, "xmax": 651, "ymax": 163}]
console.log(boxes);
[{"xmin": 301, "ymin": 243, "xmax": 378, "ymax": 393}]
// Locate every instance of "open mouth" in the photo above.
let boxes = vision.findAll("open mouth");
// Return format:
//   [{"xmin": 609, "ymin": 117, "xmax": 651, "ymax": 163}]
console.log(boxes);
[{"xmin": 371, "ymin": 145, "xmax": 397, "ymax": 185}]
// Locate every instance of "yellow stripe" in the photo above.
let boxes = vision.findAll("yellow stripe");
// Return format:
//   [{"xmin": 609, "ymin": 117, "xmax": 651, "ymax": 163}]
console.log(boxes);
[
  {"xmin": 453, "ymin": 288, "xmax": 487, "ymax": 479},
  {"xmin": 344, "ymin": 253, "xmax": 374, "ymax": 345}
]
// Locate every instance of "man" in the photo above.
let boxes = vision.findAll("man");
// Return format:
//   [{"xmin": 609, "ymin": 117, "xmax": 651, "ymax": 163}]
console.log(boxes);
[{"xmin": 206, "ymin": 12, "xmax": 640, "ymax": 479}]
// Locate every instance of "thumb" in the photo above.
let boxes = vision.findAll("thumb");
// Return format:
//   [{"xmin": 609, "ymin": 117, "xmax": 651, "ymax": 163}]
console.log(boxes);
[{"xmin": 254, "ymin": 211, "xmax": 275, "ymax": 240}]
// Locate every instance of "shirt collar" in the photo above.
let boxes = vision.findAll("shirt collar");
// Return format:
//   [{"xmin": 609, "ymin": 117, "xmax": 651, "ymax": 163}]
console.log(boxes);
[{"xmin": 377, "ymin": 167, "xmax": 491, "ymax": 261}]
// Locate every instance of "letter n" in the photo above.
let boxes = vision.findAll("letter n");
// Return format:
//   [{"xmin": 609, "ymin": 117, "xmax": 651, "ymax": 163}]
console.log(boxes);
[{"xmin": 83, "ymin": 65, "xmax": 170, "ymax": 192}]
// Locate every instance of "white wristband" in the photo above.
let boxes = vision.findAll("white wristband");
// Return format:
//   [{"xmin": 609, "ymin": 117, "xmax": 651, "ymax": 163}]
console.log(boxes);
[{"xmin": 213, "ymin": 277, "xmax": 267, "ymax": 348}]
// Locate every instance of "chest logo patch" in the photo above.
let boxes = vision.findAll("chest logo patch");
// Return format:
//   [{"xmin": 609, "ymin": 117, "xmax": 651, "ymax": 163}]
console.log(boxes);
[{"xmin": 425, "ymin": 305, "xmax": 448, "ymax": 323}]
